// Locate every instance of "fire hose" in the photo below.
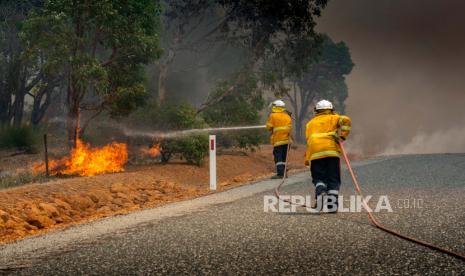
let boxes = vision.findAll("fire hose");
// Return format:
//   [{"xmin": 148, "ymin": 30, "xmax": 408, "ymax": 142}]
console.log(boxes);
[{"xmin": 274, "ymin": 142, "xmax": 465, "ymax": 261}]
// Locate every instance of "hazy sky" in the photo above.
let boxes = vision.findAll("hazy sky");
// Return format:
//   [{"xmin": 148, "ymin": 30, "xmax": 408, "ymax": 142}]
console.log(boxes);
[{"xmin": 316, "ymin": 0, "xmax": 465, "ymax": 154}]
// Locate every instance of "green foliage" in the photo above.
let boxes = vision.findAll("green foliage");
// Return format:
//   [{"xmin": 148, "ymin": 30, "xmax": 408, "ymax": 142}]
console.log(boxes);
[
  {"xmin": 202, "ymin": 72, "xmax": 266, "ymax": 150},
  {"xmin": 203, "ymin": 75, "xmax": 264, "ymax": 125},
  {"xmin": 126, "ymin": 100, "xmax": 204, "ymax": 129},
  {"xmin": 264, "ymin": 34, "xmax": 354, "ymax": 141},
  {"xmin": 229, "ymin": 129, "xmax": 267, "ymax": 151},
  {"xmin": 299, "ymin": 34, "xmax": 354, "ymax": 112},
  {"xmin": 155, "ymin": 0, "xmax": 328, "ymax": 106},
  {"xmin": 261, "ymin": 34, "xmax": 323, "ymax": 90},
  {"xmin": 314, "ymin": 78, "xmax": 349, "ymax": 113},
  {"xmin": 0, "ymin": 125, "xmax": 39, "ymax": 153},
  {"xmin": 110, "ymin": 84, "xmax": 148, "ymax": 117},
  {"xmin": 159, "ymin": 102, "xmax": 205, "ymax": 130},
  {"xmin": 157, "ymin": 103, "xmax": 208, "ymax": 165},
  {"xmin": 127, "ymin": 101, "xmax": 208, "ymax": 165},
  {"xmin": 159, "ymin": 103, "xmax": 208, "ymax": 165},
  {"xmin": 218, "ymin": 0, "xmax": 327, "ymax": 54},
  {"xmin": 0, "ymin": 0, "xmax": 45, "ymax": 126},
  {"xmin": 178, "ymin": 135, "xmax": 209, "ymax": 165},
  {"xmin": 160, "ymin": 134, "xmax": 208, "ymax": 166},
  {"xmin": 20, "ymin": 0, "xmax": 163, "ymax": 133}
]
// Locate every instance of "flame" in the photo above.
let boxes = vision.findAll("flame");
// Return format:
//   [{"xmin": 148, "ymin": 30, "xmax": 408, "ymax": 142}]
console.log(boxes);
[
  {"xmin": 34, "ymin": 139, "xmax": 128, "ymax": 177},
  {"xmin": 140, "ymin": 143, "xmax": 161, "ymax": 158}
]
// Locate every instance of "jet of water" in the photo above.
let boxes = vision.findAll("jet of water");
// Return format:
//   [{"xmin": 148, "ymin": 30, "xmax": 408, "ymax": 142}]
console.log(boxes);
[{"xmin": 122, "ymin": 125, "xmax": 266, "ymax": 139}]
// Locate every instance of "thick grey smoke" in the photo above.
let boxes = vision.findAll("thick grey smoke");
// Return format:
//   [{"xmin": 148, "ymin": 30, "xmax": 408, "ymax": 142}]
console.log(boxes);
[
  {"xmin": 316, "ymin": 0, "xmax": 465, "ymax": 155},
  {"xmin": 382, "ymin": 127, "xmax": 465, "ymax": 155}
]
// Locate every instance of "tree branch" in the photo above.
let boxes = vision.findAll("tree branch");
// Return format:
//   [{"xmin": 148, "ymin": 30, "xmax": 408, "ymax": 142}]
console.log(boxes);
[
  {"xmin": 24, "ymin": 72, "xmax": 43, "ymax": 92},
  {"xmin": 195, "ymin": 34, "xmax": 266, "ymax": 115},
  {"xmin": 189, "ymin": 13, "xmax": 232, "ymax": 47},
  {"xmin": 80, "ymin": 104, "xmax": 105, "ymax": 135},
  {"xmin": 101, "ymin": 47, "xmax": 118, "ymax": 67},
  {"xmin": 196, "ymin": 79, "xmax": 239, "ymax": 115}
]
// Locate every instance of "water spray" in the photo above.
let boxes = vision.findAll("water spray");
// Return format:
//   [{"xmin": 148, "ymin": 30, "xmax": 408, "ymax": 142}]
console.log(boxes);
[
  {"xmin": 46, "ymin": 116, "xmax": 266, "ymax": 140},
  {"xmin": 122, "ymin": 125, "xmax": 266, "ymax": 139}
]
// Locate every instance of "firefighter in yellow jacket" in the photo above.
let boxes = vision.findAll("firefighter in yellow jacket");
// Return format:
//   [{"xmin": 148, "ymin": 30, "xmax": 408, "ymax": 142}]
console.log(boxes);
[
  {"xmin": 305, "ymin": 100, "xmax": 351, "ymax": 211},
  {"xmin": 266, "ymin": 100, "xmax": 292, "ymax": 179}
]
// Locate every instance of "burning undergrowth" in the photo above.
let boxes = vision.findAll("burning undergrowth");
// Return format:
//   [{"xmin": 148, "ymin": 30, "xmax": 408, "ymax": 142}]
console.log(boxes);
[
  {"xmin": 140, "ymin": 143, "xmax": 161, "ymax": 158},
  {"xmin": 34, "ymin": 139, "xmax": 128, "ymax": 177}
]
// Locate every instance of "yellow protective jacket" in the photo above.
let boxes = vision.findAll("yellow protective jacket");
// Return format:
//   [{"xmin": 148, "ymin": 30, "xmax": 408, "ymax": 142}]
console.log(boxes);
[
  {"xmin": 305, "ymin": 110, "xmax": 351, "ymax": 161},
  {"xmin": 266, "ymin": 107, "xmax": 292, "ymax": 147}
]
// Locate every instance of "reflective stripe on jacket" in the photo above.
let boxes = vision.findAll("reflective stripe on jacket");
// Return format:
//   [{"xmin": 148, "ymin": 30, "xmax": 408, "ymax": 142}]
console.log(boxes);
[
  {"xmin": 305, "ymin": 110, "xmax": 351, "ymax": 161},
  {"xmin": 266, "ymin": 107, "xmax": 292, "ymax": 147}
]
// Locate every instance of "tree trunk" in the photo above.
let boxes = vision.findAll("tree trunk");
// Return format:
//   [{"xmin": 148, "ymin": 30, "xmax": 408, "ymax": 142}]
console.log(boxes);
[
  {"xmin": 158, "ymin": 63, "xmax": 167, "ymax": 103},
  {"xmin": 12, "ymin": 99, "xmax": 24, "ymax": 127},
  {"xmin": 294, "ymin": 112, "xmax": 305, "ymax": 144},
  {"xmin": 31, "ymin": 85, "xmax": 54, "ymax": 126},
  {"xmin": 290, "ymin": 82, "xmax": 303, "ymax": 143},
  {"xmin": 7, "ymin": 56, "xmax": 25, "ymax": 127},
  {"xmin": 156, "ymin": 43, "xmax": 177, "ymax": 103},
  {"xmin": 0, "ymin": 88, "xmax": 11, "ymax": 125},
  {"xmin": 67, "ymin": 101, "xmax": 80, "ymax": 148},
  {"xmin": 12, "ymin": 87, "xmax": 26, "ymax": 127},
  {"xmin": 67, "ymin": 76, "xmax": 82, "ymax": 148}
]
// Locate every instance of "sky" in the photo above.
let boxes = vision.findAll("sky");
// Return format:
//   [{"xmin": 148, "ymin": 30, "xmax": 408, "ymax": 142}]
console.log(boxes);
[{"xmin": 316, "ymin": 0, "xmax": 465, "ymax": 154}]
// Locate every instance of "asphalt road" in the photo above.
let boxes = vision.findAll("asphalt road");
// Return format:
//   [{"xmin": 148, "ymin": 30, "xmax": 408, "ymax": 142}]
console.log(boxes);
[{"xmin": 1, "ymin": 154, "xmax": 465, "ymax": 275}]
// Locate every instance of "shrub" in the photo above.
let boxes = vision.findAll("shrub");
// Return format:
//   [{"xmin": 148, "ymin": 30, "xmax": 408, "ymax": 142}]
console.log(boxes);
[
  {"xmin": 213, "ymin": 129, "xmax": 267, "ymax": 152},
  {"xmin": 230, "ymin": 129, "xmax": 267, "ymax": 151},
  {"xmin": 161, "ymin": 134, "xmax": 208, "ymax": 166},
  {"xmin": 0, "ymin": 125, "xmax": 39, "ymax": 153},
  {"xmin": 152, "ymin": 102, "xmax": 208, "ymax": 165},
  {"xmin": 126, "ymin": 100, "xmax": 210, "ymax": 165}
]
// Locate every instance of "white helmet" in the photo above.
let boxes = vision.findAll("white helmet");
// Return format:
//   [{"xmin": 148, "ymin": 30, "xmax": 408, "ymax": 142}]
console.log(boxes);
[
  {"xmin": 315, "ymin": 100, "xmax": 333, "ymax": 111},
  {"xmin": 272, "ymin": 100, "xmax": 286, "ymax": 107}
]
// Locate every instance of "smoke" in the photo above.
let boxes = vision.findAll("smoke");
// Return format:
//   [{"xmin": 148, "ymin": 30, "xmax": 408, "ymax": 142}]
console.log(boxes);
[
  {"xmin": 382, "ymin": 127, "xmax": 465, "ymax": 155},
  {"xmin": 343, "ymin": 133, "xmax": 366, "ymax": 157},
  {"xmin": 316, "ymin": 0, "xmax": 465, "ymax": 155}
]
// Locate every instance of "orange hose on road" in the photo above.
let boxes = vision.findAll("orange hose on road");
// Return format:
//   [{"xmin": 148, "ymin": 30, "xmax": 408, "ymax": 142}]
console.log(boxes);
[
  {"xmin": 339, "ymin": 142, "xmax": 465, "ymax": 261},
  {"xmin": 274, "ymin": 144, "xmax": 314, "ymax": 209},
  {"xmin": 274, "ymin": 142, "xmax": 465, "ymax": 261}
]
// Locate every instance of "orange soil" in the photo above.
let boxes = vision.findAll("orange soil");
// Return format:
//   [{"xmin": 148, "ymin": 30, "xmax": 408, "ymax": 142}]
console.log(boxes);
[{"xmin": 0, "ymin": 145, "xmax": 308, "ymax": 244}]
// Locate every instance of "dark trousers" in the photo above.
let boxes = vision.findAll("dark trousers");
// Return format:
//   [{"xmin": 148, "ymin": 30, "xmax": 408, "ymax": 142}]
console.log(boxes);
[
  {"xmin": 310, "ymin": 157, "xmax": 341, "ymax": 205},
  {"xmin": 273, "ymin": 144, "xmax": 288, "ymax": 176}
]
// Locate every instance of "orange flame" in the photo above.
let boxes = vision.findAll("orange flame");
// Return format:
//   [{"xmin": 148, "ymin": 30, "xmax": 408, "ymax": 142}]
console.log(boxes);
[
  {"xmin": 140, "ymin": 143, "xmax": 161, "ymax": 158},
  {"xmin": 34, "ymin": 139, "xmax": 128, "ymax": 177}
]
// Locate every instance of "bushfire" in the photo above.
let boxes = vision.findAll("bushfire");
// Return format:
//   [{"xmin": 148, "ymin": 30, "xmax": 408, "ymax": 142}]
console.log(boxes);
[
  {"xmin": 34, "ymin": 139, "xmax": 128, "ymax": 177},
  {"xmin": 140, "ymin": 143, "xmax": 161, "ymax": 158}
]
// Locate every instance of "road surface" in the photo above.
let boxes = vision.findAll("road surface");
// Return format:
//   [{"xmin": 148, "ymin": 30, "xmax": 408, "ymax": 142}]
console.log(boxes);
[{"xmin": 1, "ymin": 154, "xmax": 465, "ymax": 274}]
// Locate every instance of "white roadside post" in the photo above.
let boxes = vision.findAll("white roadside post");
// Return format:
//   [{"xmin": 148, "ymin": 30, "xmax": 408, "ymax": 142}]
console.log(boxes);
[{"xmin": 209, "ymin": 135, "xmax": 217, "ymax": 191}]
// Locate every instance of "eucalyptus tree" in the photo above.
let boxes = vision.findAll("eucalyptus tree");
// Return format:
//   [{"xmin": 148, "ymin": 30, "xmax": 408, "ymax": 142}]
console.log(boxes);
[{"xmin": 21, "ymin": 0, "xmax": 163, "ymax": 147}]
